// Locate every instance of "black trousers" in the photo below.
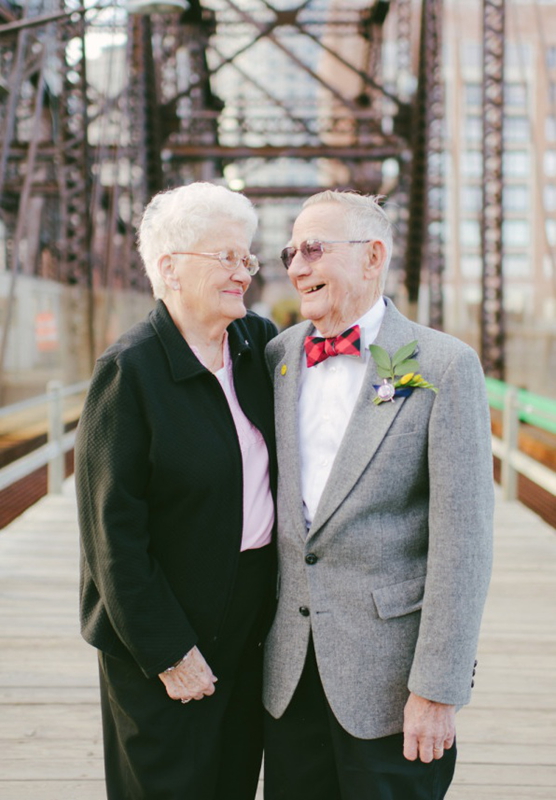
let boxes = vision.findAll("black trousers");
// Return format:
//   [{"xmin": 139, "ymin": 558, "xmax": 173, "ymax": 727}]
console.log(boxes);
[
  {"xmin": 264, "ymin": 638, "xmax": 457, "ymax": 800},
  {"xmin": 98, "ymin": 544, "xmax": 273, "ymax": 800}
]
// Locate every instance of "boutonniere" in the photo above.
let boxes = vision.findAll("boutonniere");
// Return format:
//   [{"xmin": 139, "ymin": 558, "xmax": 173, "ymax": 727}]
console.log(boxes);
[{"xmin": 369, "ymin": 340, "xmax": 438, "ymax": 405}]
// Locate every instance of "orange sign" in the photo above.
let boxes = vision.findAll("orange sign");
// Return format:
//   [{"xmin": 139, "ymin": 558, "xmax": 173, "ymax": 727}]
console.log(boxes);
[{"xmin": 35, "ymin": 311, "xmax": 59, "ymax": 352}]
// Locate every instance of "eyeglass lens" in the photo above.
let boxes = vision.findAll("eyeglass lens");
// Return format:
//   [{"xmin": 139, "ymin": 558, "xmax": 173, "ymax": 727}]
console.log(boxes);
[
  {"xmin": 280, "ymin": 241, "xmax": 325, "ymax": 269},
  {"xmin": 220, "ymin": 251, "xmax": 259, "ymax": 275}
]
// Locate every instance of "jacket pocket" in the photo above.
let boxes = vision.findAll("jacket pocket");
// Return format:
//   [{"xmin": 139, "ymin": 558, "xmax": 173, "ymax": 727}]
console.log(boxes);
[{"xmin": 372, "ymin": 575, "xmax": 426, "ymax": 620}]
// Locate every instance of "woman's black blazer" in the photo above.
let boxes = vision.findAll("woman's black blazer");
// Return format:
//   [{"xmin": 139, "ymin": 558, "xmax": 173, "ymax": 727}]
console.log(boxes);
[{"xmin": 75, "ymin": 300, "xmax": 277, "ymax": 678}]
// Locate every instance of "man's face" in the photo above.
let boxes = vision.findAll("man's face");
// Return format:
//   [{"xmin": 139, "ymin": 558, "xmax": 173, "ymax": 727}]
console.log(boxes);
[{"xmin": 286, "ymin": 203, "xmax": 380, "ymax": 336}]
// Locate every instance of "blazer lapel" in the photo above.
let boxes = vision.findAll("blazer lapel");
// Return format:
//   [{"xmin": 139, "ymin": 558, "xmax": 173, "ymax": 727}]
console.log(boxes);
[
  {"xmin": 273, "ymin": 322, "xmax": 313, "ymax": 539},
  {"xmin": 308, "ymin": 300, "xmax": 418, "ymax": 539}
]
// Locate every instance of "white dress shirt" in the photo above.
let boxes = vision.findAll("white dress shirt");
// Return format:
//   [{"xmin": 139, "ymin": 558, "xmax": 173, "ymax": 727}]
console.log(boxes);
[{"xmin": 298, "ymin": 296, "xmax": 386, "ymax": 527}]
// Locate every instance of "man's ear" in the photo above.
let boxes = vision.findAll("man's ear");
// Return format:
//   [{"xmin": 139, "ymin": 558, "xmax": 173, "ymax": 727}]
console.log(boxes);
[{"xmin": 364, "ymin": 239, "xmax": 387, "ymax": 280}]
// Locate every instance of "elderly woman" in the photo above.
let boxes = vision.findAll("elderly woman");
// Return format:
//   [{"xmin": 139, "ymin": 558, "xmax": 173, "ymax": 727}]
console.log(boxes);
[{"xmin": 75, "ymin": 182, "xmax": 277, "ymax": 800}]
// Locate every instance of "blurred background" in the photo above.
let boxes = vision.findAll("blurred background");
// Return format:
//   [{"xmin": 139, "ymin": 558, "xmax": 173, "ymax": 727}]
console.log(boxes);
[{"xmin": 1, "ymin": 0, "xmax": 555, "ymax": 526}]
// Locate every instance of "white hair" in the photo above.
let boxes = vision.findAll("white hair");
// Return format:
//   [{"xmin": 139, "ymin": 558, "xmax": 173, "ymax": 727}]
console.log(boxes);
[
  {"xmin": 302, "ymin": 190, "xmax": 394, "ymax": 290},
  {"xmin": 137, "ymin": 182, "xmax": 258, "ymax": 299}
]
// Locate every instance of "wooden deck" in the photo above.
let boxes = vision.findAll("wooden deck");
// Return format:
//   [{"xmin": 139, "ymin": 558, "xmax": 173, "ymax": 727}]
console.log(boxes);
[{"xmin": 0, "ymin": 479, "xmax": 554, "ymax": 799}]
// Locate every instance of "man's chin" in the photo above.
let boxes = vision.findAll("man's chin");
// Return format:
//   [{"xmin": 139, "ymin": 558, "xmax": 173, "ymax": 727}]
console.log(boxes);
[{"xmin": 299, "ymin": 297, "xmax": 327, "ymax": 325}]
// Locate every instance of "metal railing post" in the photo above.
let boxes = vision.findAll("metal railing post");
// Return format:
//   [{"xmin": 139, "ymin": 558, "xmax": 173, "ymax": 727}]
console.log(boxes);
[
  {"xmin": 47, "ymin": 380, "xmax": 64, "ymax": 494},
  {"xmin": 501, "ymin": 387, "xmax": 518, "ymax": 501}
]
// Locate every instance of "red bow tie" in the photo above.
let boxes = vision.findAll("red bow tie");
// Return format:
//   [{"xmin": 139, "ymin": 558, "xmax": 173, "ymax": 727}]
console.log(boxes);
[{"xmin": 304, "ymin": 325, "xmax": 361, "ymax": 368}]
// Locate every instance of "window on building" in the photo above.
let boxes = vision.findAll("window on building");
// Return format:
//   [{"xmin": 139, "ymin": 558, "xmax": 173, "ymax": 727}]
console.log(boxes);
[
  {"xmin": 503, "ymin": 185, "xmax": 529, "ymax": 212},
  {"xmin": 460, "ymin": 255, "xmax": 482, "ymax": 278},
  {"xmin": 547, "ymin": 220, "xmax": 556, "ymax": 246},
  {"xmin": 505, "ymin": 82, "xmax": 527, "ymax": 107},
  {"xmin": 461, "ymin": 185, "xmax": 482, "ymax": 213},
  {"xmin": 461, "ymin": 42, "xmax": 481, "ymax": 69},
  {"xmin": 503, "ymin": 255, "xmax": 530, "ymax": 277},
  {"xmin": 503, "ymin": 150, "xmax": 530, "ymax": 177},
  {"xmin": 503, "ymin": 116, "xmax": 529, "ymax": 142},
  {"xmin": 465, "ymin": 82, "xmax": 482, "ymax": 107},
  {"xmin": 550, "ymin": 83, "xmax": 556, "ymax": 107},
  {"xmin": 544, "ymin": 185, "xmax": 556, "ymax": 212},
  {"xmin": 460, "ymin": 220, "xmax": 481, "ymax": 248},
  {"xmin": 505, "ymin": 43, "xmax": 531, "ymax": 69},
  {"xmin": 464, "ymin": 115, "xmax": 482, "ymax": 142},
  {"xmin": 546, "ymin": 116, "xmax": 556, "ymax": 141},
  {"xmin": 547, "ymin": 46, "xmax": 556, "ymax": 70},
  {"xmin": 461, "ymin": 150, "xmax": 482, "ymax": 177},
  {"xmin": 545, "ymin": 151, "xmax": 556, "ymax": 177},
  {"xmin": 502, "ymin": 219, "xmax": 530, "ymax": 247}
]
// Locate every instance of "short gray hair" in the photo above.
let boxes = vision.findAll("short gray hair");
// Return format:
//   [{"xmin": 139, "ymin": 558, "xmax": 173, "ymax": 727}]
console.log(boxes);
[
  {"xmin": 138, "ymin": 182, "xmax": 258, "ymax": 299},
  {"xmin": 302, "ymin": 190, "xmax": 394, "ymax": 290}
]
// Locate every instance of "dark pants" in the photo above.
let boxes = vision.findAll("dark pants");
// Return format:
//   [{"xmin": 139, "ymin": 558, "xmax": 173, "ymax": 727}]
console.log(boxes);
[
  {"xmin": 264, "ymin": 639, "xmax": 456, "ymax": 800},
  {"xmin": 98, "ymin": 544, "xmax": 273, "ymax": 800}
]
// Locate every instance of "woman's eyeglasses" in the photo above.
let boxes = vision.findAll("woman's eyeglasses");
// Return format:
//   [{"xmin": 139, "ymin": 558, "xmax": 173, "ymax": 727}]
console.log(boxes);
[
  {"xmin": 280, "ymin": 239, "xmax": 372, "ymax": 270},
  {"xmin": 172, "ymin": 250, "xmax": 260, "ymax": 276}
]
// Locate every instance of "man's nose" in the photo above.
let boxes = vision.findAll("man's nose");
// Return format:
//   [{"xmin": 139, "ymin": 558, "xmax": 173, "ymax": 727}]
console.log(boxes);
[{"xmin": 289, "ymin": 250, "xmax": 311, "ymax": 278}]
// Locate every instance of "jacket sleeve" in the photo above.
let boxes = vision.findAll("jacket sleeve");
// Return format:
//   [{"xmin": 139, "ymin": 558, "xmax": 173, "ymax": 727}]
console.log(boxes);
[
  {"xmin": 407, "ymin": 345, "xmax": 494, "ymax": 706},
  {"xmin": 75, "ymin": 356, "xmax": 198, "ymax": 678}
]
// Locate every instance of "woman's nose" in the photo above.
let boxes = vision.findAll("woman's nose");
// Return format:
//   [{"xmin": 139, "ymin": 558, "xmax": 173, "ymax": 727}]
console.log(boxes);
[{"xmin": 231, "ymin": 263, "xmax": 252, "ymax": 284}]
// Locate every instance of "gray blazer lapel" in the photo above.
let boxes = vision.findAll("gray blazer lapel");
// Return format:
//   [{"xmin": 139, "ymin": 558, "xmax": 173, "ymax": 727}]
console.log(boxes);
[
  {"xmin": 309, "ymin": 301, "xmax": 419, "ymax": 538},
  {"xmin": 273, "ymin": 322, "xmax": 312, "ymax": 538}
]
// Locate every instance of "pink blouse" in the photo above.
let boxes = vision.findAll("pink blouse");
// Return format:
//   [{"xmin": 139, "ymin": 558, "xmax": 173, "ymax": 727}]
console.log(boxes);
[{"xmin": 193, "ymin": 336, "xmax": 274, "ymax": 551}]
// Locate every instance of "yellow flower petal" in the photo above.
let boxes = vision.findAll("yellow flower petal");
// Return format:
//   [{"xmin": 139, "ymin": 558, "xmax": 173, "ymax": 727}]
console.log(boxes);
[{"xmin": 400, "ymin": 372, "xmax": 414, "ymax": 385}]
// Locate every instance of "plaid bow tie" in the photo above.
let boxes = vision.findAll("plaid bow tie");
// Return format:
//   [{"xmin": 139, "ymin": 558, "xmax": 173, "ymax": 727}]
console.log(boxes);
[{"xmin": 304, "ymin": 325, "xmax": 361, "ymax": 368}]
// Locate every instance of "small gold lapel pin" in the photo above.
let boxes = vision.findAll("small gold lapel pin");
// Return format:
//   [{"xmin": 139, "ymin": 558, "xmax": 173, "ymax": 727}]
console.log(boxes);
[{"xmin": 280, "ymin": 364, "xmax": 288, "ymax": 376}]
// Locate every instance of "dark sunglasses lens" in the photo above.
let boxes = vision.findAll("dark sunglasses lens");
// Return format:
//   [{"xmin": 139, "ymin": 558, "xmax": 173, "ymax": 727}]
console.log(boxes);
[
  {"xmin": 301, "ymin": 241, "xmax": 324, "ymax": 262},
  {"xmin": 280, "ymin": 247, "xmax": 296, "ymax": 269}
]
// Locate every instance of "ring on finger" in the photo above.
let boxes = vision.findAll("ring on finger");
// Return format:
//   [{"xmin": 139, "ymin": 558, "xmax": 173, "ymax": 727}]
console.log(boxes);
[{"xmin": 181, "ymin": 699, "xmax": 190, "ymax": 704}]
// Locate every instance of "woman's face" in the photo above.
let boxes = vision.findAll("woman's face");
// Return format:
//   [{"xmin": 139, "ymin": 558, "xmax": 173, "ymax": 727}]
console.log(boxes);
[{"xmin": 166, "ymin": 220, "xmax": 253, "ymax": 329}]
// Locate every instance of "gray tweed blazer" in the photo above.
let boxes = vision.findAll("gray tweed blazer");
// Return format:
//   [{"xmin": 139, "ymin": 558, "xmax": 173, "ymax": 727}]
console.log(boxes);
[{"xmin": 263, "ymin": 298, "xmax": 494, "ymax": 739}]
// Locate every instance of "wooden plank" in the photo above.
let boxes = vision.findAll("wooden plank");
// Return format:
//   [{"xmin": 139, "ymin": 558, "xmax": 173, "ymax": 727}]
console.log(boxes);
[
  {"xmin": 0, "ymin": 480, "xmax": 555, "ymax": 800},
  {"xmin": 0, "ymin": 782, "xmax": 105, "ymax": 800}
]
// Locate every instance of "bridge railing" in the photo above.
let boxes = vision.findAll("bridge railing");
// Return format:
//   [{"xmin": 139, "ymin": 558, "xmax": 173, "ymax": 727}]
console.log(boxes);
[
  {"xmin": 1, "ymin": 377, "xmax": 555, "ymax": 505},
  {"xmin": 486, "ymin": 377, "xmax": 556, "ymax": 501},
  {"xmin": 0, "ymin": 380, "xmax": 89, "ymax": 495}
]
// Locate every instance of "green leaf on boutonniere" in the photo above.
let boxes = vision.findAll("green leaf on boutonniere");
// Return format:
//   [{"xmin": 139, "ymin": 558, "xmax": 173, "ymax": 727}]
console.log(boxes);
[
  {"xmin": 391, "ymin": 340, "xmax": 418, "ymax": 368},
  {"xmin": 369, "ymin": 339, "xmax": 438, "ymax": 404},
  {"xmin": 393, "ymin": 358, "xmax": 420, "ymax": 376},
  {"xmin": 368, "ymin": 344, "xmax": 391, "ymax": 372}
]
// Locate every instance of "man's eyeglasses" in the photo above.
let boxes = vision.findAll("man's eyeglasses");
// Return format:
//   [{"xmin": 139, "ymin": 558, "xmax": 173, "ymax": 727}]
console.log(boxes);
[
  {"xmin": 172, "ymin": 250, "xmax": 260, "ymax": 276},
  {"xmin": 280, "ymin": 239, "xmax": 372, "ymax": 270}
]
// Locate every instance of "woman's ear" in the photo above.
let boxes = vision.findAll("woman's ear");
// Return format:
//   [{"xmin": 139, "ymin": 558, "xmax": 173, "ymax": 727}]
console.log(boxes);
[{"xmin": 158, "ymin": 254, "xmax": 180, "ymax": 291}]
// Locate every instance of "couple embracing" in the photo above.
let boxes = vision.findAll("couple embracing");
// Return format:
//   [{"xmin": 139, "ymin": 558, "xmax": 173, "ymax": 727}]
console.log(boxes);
[{"xmin": 76, "ymin": 183, "xmax": 493, "ymax": 800}]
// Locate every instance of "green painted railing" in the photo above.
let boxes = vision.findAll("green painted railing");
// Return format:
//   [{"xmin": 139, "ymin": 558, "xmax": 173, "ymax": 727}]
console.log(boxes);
[
  {"xmin": 485, "ymin": 377, "xmax": 556, "ymax": 500},
  {"xmin": 485, "ymin": 377, "xmax": 556, "ymax": 435}
]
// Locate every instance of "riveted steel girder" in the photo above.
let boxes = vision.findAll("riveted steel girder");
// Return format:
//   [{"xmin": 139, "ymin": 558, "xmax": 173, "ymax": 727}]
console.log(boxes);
[{"xmin": 481, "ymin": 0, "xmax": 505, "ymax": 379}]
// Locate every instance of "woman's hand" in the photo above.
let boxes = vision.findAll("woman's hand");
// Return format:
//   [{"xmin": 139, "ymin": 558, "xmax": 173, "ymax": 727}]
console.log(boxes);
[{"xmin": 158, "ymin": 646, "xmax": 218, "ymax": 703}]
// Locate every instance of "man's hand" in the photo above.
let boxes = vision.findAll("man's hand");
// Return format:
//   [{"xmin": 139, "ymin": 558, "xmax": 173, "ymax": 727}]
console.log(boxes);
[
  {"xmin": 158, "ymin": 646, "xmax": 217, "ymax": 703},
  {"xmin": 403, "ymin": 692, "xmax": 455, "ymax": 763}
]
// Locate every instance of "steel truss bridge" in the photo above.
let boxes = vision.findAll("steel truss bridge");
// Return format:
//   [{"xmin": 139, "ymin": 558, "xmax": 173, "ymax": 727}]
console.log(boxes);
[{"xmin": 0, "ymin": 0, "xmax": 506, "ymax": 381}]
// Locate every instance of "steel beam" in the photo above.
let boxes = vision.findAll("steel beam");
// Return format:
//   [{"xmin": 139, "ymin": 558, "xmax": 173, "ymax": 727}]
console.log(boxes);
[
  {"xmin": 481, "ymin": 0, "xmax": 505, "ymax": 378},
  {"xmin": 404, "ymin": 0, "xmax": 445, "ymax": 328}
]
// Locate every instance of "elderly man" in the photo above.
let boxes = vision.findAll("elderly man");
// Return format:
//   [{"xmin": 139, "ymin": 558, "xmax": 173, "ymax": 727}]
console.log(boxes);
[{"xmin": 263, "ymin": 190, "xmax": 494, "ymax": 800}]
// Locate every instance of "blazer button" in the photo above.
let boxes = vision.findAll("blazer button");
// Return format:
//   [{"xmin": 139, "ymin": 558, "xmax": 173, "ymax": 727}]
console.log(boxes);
[
  {"xmin": 299, "ymin": 606, "xmax": 310, "ymax": 617},
  {"xmin": 305, "ymin": 553, "xmax": 318, "ymax": 565}
]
